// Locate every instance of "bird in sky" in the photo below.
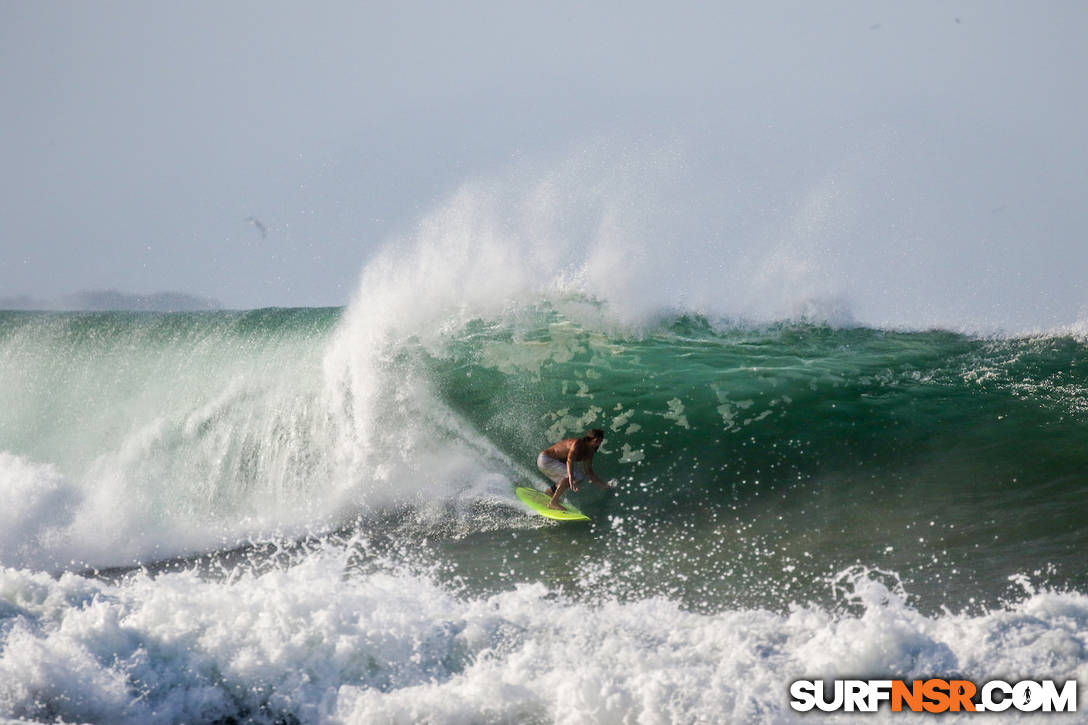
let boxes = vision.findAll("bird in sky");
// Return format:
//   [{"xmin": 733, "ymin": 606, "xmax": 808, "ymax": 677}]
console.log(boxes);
[{"xmin": 245, "ymin": 216, "xmax": 268, "ymax": 239}]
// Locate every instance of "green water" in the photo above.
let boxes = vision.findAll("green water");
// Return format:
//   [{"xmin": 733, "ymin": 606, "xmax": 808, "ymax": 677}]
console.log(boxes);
[{"xmin": 2, "ymin": 308, "xmax": 1087, "ymax": 612}]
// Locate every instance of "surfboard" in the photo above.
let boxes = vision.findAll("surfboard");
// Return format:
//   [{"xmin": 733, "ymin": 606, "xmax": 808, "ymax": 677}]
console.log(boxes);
[{"xmin": 514, "ymin": 486, "xmax": 590, "ymax": 521}]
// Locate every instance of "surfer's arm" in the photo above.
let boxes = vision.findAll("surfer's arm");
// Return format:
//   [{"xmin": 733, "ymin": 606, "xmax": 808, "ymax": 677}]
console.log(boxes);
[
  {"xmin": 583, "ymin": 458, "xmax": 612, "ymax": 489},
  {"xmin": 566, "ymin": 443, "xmax": 583, "ymax": 492}
]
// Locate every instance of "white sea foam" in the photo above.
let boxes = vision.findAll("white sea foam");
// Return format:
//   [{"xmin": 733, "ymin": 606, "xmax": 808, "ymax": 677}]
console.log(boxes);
[
  {"xmin": 0, "ymin": 553, "xmax": 1084, "ymax": 724},
  {"xmin": 0, "ymin": 453, "xmax": 81, "ymax": 571}
]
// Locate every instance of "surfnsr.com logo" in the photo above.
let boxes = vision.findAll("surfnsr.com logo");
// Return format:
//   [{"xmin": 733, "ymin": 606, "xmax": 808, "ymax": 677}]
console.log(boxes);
[{"xmin": 790, "ymin": 679, "xmax": 1078, "ymax": 713}]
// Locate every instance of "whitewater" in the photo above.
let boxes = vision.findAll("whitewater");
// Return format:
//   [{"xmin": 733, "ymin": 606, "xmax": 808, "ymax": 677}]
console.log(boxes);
[{"xmin": 2, "ymin": 164, "xmax": 1088, "ymax": 723}]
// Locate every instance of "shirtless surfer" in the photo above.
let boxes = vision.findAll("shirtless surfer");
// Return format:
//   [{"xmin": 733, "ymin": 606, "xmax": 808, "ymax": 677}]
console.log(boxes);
[{"xmin": 537, "ymin": 429, "xmax": 614, "ymax": 509}]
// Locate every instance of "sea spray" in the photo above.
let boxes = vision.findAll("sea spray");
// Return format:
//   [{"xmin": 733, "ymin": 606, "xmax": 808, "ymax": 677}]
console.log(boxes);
[{"xmin": 0, "ymin": 310, "xmax": 347, "ymax": 568}]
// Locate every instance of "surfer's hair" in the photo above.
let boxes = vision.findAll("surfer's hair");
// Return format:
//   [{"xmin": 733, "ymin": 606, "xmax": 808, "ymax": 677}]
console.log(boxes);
[{"xmin": 585, "ymin": 429, "xmax": 604, "ymax": 441}]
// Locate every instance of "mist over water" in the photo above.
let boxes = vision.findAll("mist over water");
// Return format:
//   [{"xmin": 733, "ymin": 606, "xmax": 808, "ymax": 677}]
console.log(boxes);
[{"xmin": 351, "ymin": 138, "xmax": 1087, "ymax": 336}]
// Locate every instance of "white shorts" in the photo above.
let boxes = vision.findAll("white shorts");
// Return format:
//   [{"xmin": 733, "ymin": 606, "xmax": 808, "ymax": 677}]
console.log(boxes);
[{"xmin": 537, "ymin": 452, "xmax": 584, "ymax": 485}]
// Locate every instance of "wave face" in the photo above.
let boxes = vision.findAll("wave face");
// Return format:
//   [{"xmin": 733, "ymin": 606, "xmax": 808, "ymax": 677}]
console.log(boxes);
[
  {"xmin": 4, "ymin": 307, "xmax": 1087, "ymax": 596},
  {"xmin": 4, "ymin": 170, "xmax": 1088, "ymax": 722},
  {"xmin": 0, "ymin": 309, "xmax": 346, "ymax": 569}
]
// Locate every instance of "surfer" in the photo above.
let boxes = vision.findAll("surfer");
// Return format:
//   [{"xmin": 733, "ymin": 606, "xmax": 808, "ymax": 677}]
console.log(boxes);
[{"xmin": 538, "ymin": 429, "xmax": 613, "ymax": 509}]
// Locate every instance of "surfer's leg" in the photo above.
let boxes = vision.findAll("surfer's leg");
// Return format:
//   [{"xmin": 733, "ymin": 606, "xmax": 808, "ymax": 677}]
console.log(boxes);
[
  {"xmin": 538, "ymin": 453, "xmax": 565, "ymax": 498},
  {"xmin": 547, "ymin": 478, "xmax": 570, "ymax": 509}
]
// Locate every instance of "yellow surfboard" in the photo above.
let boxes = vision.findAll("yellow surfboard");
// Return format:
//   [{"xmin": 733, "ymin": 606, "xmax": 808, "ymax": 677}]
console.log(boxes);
[{"xmin": 514, "ymin": 486, "xmax": 591, "ymax": 521}]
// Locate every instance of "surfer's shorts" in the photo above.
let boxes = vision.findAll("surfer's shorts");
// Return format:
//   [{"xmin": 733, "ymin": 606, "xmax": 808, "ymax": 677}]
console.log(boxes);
[{"xmin": 537, "ymin": 453, "xmax": 584, "ymax": 486}]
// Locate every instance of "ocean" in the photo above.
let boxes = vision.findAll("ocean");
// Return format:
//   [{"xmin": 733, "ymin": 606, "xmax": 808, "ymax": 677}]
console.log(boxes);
[{"xmin": 3, "ymin": 228, "xmax": 1088, "ymax": 722}]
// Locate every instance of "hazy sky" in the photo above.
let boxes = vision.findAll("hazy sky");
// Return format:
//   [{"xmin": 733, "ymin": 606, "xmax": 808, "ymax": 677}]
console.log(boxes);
[{"xmin": 2, "ymin": 1, "xmax": 1086, "ymax": 328}]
